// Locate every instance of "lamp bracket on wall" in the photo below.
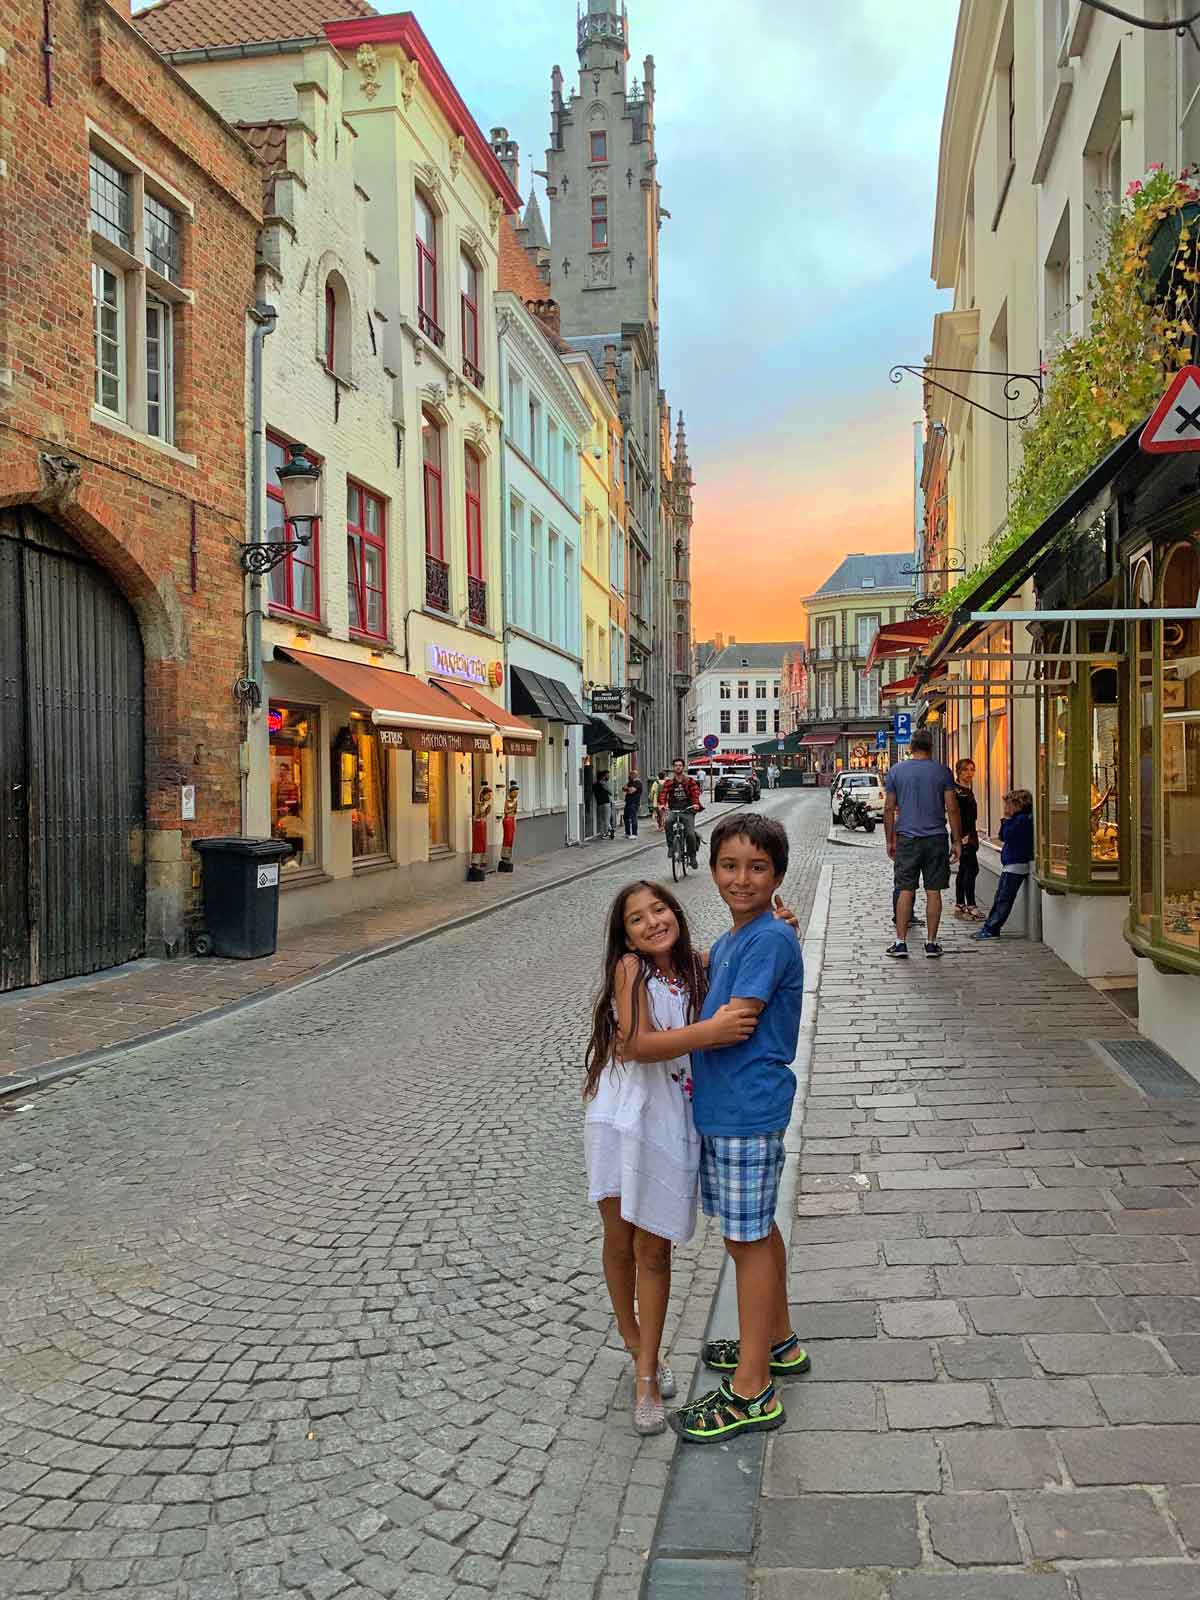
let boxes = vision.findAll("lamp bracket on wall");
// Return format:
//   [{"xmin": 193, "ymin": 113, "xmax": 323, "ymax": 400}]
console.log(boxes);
[
  {"xmin": 903, "ymin": 548, "xmax": 967, "ymax": 578},
  {"xmin": 239, "ymin": 530, "xmax": 312, "ymax": 575},
  {"xmin": 889, "ymin": 364, "xmax": 1044, "ymax": 425}
]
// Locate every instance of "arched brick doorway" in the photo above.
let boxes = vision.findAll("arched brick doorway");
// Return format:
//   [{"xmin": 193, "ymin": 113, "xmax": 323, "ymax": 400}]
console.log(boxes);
[{"xmin": 0, "ymin": 505, "xmax": 145, "ymax": 991}]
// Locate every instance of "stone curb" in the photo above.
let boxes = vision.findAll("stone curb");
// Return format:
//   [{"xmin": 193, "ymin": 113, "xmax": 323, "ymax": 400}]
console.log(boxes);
[
  {"xmin": 0, "ymin": 803, "xmax": 752, "ymax": 1102},
  {"xmin": 825, "ymin": 824, "xmax": 878, "ymax": 849},
  {"xmin": 642, "ymin": 860, "xmax": 835, "ymax": 1600}
]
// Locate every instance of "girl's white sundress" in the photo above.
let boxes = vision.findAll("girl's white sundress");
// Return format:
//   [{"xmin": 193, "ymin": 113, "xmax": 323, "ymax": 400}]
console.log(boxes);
[{"xmin": 584, "ymin": 971, "xmax": 700, "ymax": 1244}]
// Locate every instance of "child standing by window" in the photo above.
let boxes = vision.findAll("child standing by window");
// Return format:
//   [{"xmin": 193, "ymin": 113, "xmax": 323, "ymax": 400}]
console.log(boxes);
[
  {"xmin": 973, "ymin": 789, "xmax": 1034, "ymax": 940},
  {"xmin": 583, "ymin": 881, "xmax": 762, "ymax": 1435}
]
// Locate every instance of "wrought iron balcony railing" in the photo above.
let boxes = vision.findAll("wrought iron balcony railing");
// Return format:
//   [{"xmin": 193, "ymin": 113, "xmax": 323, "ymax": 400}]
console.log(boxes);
[
  {"xmin": 425, "ymin": 552, "xmax": 450, "ymax": 613},
  {"xmin": 419, "ymin": 309, "xmax": 445, "ymax": 349},
  {"xmin": 467, "ymin": 575, "xmax": 487, "ymax": 627}
]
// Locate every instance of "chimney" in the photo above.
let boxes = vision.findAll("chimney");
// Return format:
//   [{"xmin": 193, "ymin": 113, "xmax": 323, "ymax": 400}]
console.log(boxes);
[
  {"xmin": 603, "ymin": 343, "xmax": 619, "ymax": 400},
  {"xmin": 489, "ymin": 127, "xmax": 519, "ymax": 192},
  {"xmin": 531, "ymin": 299, "xmax": 561, "ymax": 338}
]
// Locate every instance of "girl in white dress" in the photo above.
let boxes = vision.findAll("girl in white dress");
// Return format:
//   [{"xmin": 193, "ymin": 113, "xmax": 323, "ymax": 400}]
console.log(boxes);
[{"xmin": 583, "ymin": 880, "xmax": 759, "ymax": 1434}]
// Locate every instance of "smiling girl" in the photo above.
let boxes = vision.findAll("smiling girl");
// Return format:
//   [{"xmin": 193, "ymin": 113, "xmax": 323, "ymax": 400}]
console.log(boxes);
[{"xmin": 583, "ymin": 880, "xmax": 759, "ymax": 1434}]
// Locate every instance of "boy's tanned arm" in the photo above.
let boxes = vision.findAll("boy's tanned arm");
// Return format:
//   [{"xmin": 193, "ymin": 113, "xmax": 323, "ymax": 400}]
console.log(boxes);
[{"xmin": 613, "ymin": 955, "xmax": 758, "ymax": 1063}]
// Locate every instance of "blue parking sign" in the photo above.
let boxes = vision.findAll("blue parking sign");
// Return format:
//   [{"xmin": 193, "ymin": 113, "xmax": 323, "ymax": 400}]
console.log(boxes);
[
  {"xmin": 893, "ymin": 712, "xmax": 912, "ymax": 743},
  {"xmin": 875, "ymin": 729, "xmax": 887, "ymax": 751}
]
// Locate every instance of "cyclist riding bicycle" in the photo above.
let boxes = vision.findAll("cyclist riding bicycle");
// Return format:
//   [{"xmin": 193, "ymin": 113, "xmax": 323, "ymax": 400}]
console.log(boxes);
[{"xmin": 658, "ymin": 758, "xmax": 702, "ymax": 869}]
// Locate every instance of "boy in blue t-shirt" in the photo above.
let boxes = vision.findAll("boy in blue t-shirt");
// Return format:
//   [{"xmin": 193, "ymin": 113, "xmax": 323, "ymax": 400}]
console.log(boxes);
[{"xmin": 672, "ymin": 813, "xmax": 808, "ymax": 1443}]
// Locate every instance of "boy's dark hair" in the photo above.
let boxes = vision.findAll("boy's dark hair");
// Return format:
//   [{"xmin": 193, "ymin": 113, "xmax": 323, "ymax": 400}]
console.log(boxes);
[
  {"xmin": 911, "ymin": 729, "xmax": 934, "ymax": 754},
  {"xmin": 708, "ymin": 811, "xmax": 788, "ymax": 878}
]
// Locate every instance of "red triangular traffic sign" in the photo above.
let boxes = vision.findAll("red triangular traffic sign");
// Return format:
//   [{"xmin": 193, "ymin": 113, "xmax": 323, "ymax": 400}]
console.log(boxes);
[{"xmin": 1141, "ymin": 365, "xmax": 1200, "ymax": 453}]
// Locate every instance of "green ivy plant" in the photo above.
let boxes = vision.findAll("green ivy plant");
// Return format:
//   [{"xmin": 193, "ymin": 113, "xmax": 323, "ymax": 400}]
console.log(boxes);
[{"xmin": 938, "ymin": 165, "xmax": 1200, "ymax": 616}]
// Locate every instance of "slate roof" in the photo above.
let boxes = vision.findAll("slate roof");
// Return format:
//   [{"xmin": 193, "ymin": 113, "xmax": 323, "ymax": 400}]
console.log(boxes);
[
  {"xmin": 807, "ymin": 553, "xmax": 914, "ymax": 600},
  {"xmin": 700, "ymin": 642, "xmax": 805, "ymax": 674},
  {"xmin": 522, "ymin": 192, "xmax": 549, "ymax": 250},
  {"xmin": 135, "ymin": 0, "xmax": 374, "ymax": 54}
]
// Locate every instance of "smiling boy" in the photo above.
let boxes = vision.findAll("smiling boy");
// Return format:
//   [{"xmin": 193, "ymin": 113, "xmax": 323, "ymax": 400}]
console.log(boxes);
[{"xmin": 672, "ymin": 812, "xmax": 808, "ymax": 1442}]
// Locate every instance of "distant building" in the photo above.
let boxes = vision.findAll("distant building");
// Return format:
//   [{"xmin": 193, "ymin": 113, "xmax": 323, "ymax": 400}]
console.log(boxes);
[{"xmin": 689, "ymin": 642, "xmax": 804, "ymax": 758}]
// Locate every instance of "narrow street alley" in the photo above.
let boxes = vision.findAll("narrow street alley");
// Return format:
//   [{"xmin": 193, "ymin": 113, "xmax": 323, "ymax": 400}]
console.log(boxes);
[{"xmin": 0, "ymin": 793, "xmax": 830, "ymax": 1600}]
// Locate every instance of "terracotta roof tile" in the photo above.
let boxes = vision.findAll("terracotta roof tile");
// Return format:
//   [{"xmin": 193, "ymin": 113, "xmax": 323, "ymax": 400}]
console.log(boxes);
[
  {"xmin": 135, "ymin": 0, "xmax": 375, "ymax": 54},
  {"xmin": 235, "ymin": 122, "xmax": 288, "ymax": 212},
  {"xmin": 498, "ymin": 215, "xmax": 547, "ymax": 302}
]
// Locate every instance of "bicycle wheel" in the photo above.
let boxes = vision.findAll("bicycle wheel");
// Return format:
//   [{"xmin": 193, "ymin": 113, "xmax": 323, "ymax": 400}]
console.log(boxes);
[{"xmin": 670, "ymin": 838, "xmax": 682, "ymax": 882}]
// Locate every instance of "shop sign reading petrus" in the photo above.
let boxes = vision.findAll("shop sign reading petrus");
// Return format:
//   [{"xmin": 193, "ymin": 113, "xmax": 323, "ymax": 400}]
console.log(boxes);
[
  {"xmin": 426, "ymin": 642, "xmax": 501, "ymax": 687},
  {"xmin": 379, "ymin": 727, "xmax": 492, "ymax": 754}
]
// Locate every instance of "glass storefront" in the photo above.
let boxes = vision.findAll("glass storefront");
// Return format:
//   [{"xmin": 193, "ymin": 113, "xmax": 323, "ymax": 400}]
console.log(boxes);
[
  {"xmin": 350, "ymin": 711, "xmax": 388, "ymax": 861},
  {"xmin": 269, "ymin": 702, "xmax": 319, "ymax": 872},
  {"xmin": 1161, "ymin": 543, "xmax": 1200, "ymax": 957}
]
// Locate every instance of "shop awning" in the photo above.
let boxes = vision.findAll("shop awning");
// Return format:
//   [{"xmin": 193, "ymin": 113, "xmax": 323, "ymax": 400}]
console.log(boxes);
[
  {"xmin": 881, "ymin": 674, "xmax": 917, "ymax": 700},
  {"xmin": 584, "ymin": 715, "xmax": 638, "ymax": 755},
  {"xmin": 510, "ymin": 665, "xmax": 586, "ymax": 724},
  {"xmin": 797, "ymin": 734, "xmax": 837, "ymax": 748},
  {"xmin": 430, "ymin": 676, "xmax": 542, "ymax": 757},
  {"xmin": 865, "ymin": 618, "xmax": 942, "ymax": 671},
  {"xmin": 273, "ymin": 647, "xmax": 496, "ymax": 751}
]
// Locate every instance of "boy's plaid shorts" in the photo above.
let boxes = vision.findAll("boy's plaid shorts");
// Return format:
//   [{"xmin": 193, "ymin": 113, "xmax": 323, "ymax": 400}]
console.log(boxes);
[{"xmin": 699, "ymin": 1132, "xmax": 786, "ymax": 1242}]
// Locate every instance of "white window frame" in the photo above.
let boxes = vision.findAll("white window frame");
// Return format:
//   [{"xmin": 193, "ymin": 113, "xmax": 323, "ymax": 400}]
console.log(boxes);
[
  {"xmin": 145, "ymin": 296, "xmax": 173, "ymax": 443},
  {"xmin": 92, "ymin": 259, "xmax": 126, "ymax": 420}
]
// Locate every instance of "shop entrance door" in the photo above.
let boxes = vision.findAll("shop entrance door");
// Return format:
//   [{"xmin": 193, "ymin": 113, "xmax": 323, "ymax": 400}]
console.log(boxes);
[
  {"xmin": 0, "ymin": 506, "xmax": 145, "ymax": 992},
  {"xmin": 426, "ymin": 750, "xmax": 450, "ymax": 850}
]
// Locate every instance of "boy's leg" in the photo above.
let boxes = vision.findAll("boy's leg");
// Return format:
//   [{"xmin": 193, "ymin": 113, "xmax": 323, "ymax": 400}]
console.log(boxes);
[
  {"xmin": 727, "ymin": 1234, "xmax": 778, "ymax": 1399},
  {"xmin": 768, "ymin": 1221, "xmax": 794, "ymax": 1346},
  {"xmin": 981, "ymin": 872, "xmax": 1019, "ymax": 935}
]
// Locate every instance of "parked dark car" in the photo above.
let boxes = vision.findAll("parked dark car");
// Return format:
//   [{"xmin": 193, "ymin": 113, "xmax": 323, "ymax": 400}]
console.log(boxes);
[{"xmin": 714, "ymin": 771, "xmax": 761, "ymax": 802}]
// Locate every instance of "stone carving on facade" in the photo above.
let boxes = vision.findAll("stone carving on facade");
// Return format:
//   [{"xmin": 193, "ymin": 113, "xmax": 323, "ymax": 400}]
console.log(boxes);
[
  {"xmin": 38, "ymin": 451, "xmax": 82, "ymax": 502},
  {"xmin": 466, "ymin": 421, "xmax": 487, "ymax": 448},
  {"xmin": 400, "ymin": 57, "xmax": 419, "ymax": 110},
  {"xmin": 356, "ymin": 45, "xmax": 380, "ymax": 101},
  {"xmin": 588, "ymin": 252, "xmax": 612, "ymax": 286},
  {"xmin": 417, "ymin": 162, "xmax": 442, "ymax": 199},
  {"xmin": 449, "ymin": 134, "xmax": 465, "ymax": 177},
  {"xmin": 488, "ymin": 195, "xmax": 505, "ymax": 234},
  {"xmin": 589, "ymin": 172, "xmax": 607, "ymax": 197},
  {"xmin": 462, "ymin": 224, "xmax": 484, "ymax": 257},
  {"xmin": 421, "ymin": 382, "xmax": 447, "ymax": 409}
]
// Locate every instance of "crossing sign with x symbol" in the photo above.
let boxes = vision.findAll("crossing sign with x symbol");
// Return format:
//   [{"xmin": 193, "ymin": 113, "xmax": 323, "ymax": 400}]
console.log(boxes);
[{"xmin": 1141, "ymin": 365, "xmax": 1200, "ymax": 454}]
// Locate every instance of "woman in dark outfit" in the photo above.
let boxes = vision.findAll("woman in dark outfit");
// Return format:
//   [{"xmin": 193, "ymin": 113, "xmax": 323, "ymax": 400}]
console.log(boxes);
[{"xmin": 953, "ymin": 758, "xmax": 981, "ymax": 919}]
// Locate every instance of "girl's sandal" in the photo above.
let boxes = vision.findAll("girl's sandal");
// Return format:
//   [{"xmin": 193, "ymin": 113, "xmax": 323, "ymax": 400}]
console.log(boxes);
[
  {"xmin": 702, "ymin": 1334, "xmax": 811, "ymax": 1377},
  {"xmin": 628, "ymin": 1353, "xmax": 677, "ymax": 1400},
  {"xmin": 633, "ymin": 1376, "xmax": 665, "ymax": 1436},
  {"xmin": 670, "ymin": 1379, "xmax": 785, "ymax": 1443}
]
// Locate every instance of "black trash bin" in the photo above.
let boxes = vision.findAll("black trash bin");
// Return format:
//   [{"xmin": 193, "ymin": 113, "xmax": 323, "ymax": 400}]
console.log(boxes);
[{"xmin": 191, "ymin": 837, "xmax": 293, "ymax": 959}]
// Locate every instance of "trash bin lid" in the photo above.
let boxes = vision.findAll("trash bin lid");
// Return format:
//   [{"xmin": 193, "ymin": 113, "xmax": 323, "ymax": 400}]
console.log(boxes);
[{"xmin": 191, "ymin": 836, "xmax": 294, "ymax": 859}]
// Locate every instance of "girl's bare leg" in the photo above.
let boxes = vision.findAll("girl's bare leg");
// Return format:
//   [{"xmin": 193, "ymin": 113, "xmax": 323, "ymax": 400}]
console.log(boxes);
[
  {"xmin": 632, "ymin": 1228, "xmax": 672, "ymax": 1391},
  {"xmin": 598, "ymin": 1199, "xmax": 639, "ymax": 1353}
]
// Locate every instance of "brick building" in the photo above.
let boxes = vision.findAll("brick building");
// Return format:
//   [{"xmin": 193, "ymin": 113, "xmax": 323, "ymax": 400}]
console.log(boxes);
[{"xmin": 0, "ymin": 0, "xmax": 260, "ymax": 989}]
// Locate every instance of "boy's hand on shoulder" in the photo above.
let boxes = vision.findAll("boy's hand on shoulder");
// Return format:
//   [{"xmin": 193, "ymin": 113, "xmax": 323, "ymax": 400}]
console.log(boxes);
[{"xmin": 772, "ymin": 894, "xmax": 802, "ymax": 939}]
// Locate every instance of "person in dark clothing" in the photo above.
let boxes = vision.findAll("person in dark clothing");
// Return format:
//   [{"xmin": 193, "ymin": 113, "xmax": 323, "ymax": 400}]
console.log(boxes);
[
  {"xmin": 593, "ymin": 772, "xmax": 614, "ymax": 839},
  {"xmin": 974, "ymin": 789, "xmax": 1034, "ymax": 940},
  {"xmin": 953, "ymin": 758, "xmax": 981, "ymax": 920},
  {"xmin": 623, "ymin": 772, "xmax": 643, "ymax": 837}
]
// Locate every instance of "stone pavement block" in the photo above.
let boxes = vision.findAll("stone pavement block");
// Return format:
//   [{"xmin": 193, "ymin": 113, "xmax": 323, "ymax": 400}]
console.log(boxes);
[
  {"xmin": 1091, "ymin": 1375, "xmax": 1200, "ymax": 1423},
  {"xmin": 1168, "ymin": 1485, "xmax": 1200, "ymax": 1551},
  {"xmin": 862, "ymin": 1193, "xmax": 973, "ymax": 1214},
  {"xmin": 764, "ymin": 1432, "xmax": 940, "ymax": 1494},
  {"xmin": 786, "ymin": 1267, "xmax": 936, "ymax": 1303},
  {"xmin": 643, "ymin": 1558, "xmax": 747, "ymax": 1599},
  {"xmin": 964, "ymin": 1298, "xmax": 1107, "ymax": 1335},
  {"xmin": 1011, "ymin": 1211, "xmax": 1117, "ymax": 1235},
  {"xmin": 1074, "ymin": 1235, "xmax": 1189, "ymax": 1262},
  {"xmin": 936, "ymin": 1267, "xmax": 1020, "ymax": 1297},
  {"xmin": 1029, "ymin": 1334, "xmax": 1169, "ymax": 1374},
  {"xmin": 876, "ymin": 1170, "xmax": 1030, "ymax": 1190},
  {"xmin": 1163, "ymin": 1336, "xmax": 1200, "ymax": 1372},
  {"xmin": 1014, "ymin": 1487, "xmax": 1177, "ymax": 1557},
  {"xmin": 1111, "ymin": 1265, "xmax": 1200, "ymax": 1296},
  {"xmin": 755, "ymin": 1573, "xmax": 885, "ymax": 1600},
  {"xmin": 786, "ymin": 1242, "xmax": 879, "ymax": 1270},
  {"xmin": 883, "ymin": 1382, "xmax": 993, "ymax": 1429},
  {"xmin": 939, "ymin": 1339, "xmax": 1032, "ymax": 1380},
  {"xmin": 789, "ymin": 1303, "xmax": 879, "ymax": 1339},
  {"xmin": 1055, "ymin": 1424, "xmax": 1200, "ymax": 1484},
  {"xmin": 880, "ymin": 1302, "xmax": 967, "ymax": 1338},
  {"xmin": 882, "ymin": 1240, "xmax": 963, "ymax": 1265},
  {"xmin": 796, "ymin": 1339, "xmax": 935, "ymax": 1382},
  {"xmin": 979, "ymin": 1189, "xmax": 1113, "ymax": 1210},
  {"xmin": 924, "ymin": 1492, "xmax": 1021, "ymax": 1564},
  {"xmin": 1073, "ymin": 1566, "xmax": 1200, "ymax": 1599},
  {"xmin": 755, "ymin": 1495, "xmax": 920, "ymax": 1568},
  {"xmin": 775, "ymin": 1383, "xmax": 877, "ymax": 1431},
  {"xmin": 1115, "ymin": 1209, "xmax": 1200, "ymax": 1234},
  {"xmin": 959, "ymin": 1236, "xmax": 1075, "ymax": 1265},
  {"xmin": 1018, "ymin": 1265, "xmax": 1120, "ymax": 1297},
  {"xmin": 891, "ymin": 1578, "xmax": 1070, "ymax": 1600},
  {"xmin": 994, "ymin": 1378, "xmax": 1104, "ymax": 1427},
  {"xmin": 942, "ymin": 1430, "xmax": 1059, "ymax": 1490}
]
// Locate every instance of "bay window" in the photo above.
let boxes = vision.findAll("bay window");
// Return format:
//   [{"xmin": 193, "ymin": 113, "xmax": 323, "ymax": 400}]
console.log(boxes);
[{"xmin": 347, "ymin": 482, "xmax": 386, "ymax": 639}]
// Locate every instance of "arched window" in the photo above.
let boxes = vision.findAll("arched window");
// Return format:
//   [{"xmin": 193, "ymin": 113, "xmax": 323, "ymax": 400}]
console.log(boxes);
[
  {"xmin": 324, "ymin": 281, "xmax": 337, "ymax": 369},
  {"xmin": 415, "ymin": 191, "xmax": 442, "ymax": 346},
  {"xmin": 465, "ymin": 447, "xmax": 486, "ymax": 625},
  {"xmin": 322, "ymin": 271, "xmax": 350, "ymax": 379},
  {"xmin": 422, "ymin": 412, "xmax": 447, "ymax": 610},
  {"xmin": 460, "ymin": 253, "xmax": 482, "ymax": 387}
]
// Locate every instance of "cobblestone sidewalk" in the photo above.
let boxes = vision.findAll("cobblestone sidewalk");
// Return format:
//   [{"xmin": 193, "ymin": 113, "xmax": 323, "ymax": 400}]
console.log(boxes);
[
  {"xmin": 0, "ymin": 811, "xmax": 740, "ymax": 1088},
  {"xmin": 752, "ymin": 854, "xmax": 1200, "ymax": 1600}
]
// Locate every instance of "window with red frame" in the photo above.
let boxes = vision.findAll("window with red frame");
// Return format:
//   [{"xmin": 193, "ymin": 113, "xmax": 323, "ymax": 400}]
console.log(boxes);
[
  {"xmin": 590, "ymin": 130, "xmax": 607, "ymax": 163},
  {"xmin": 415, "ymin": 190, "xmax": 442, "ymax": 344},
  {"xmin": 465, "ymin": 448, "xmax": 483, "ymax": 579},
  {"xmin": 324, "ymin": 282, "xmax": 337, "ymax": 370},
  {"xmin": 266, "ymin": 433, "xmax": 320, "ymax": 619},
  {"xmin": 460, "ymin": 252, "xmax": 482, "ymax": 385},
  {"xmin": 591, "ymin": 195, "xmax": 608, "ymax": 249},
  {"xmin": 346, "ymin": 482, "xmax": 386, "ymax": 639},
  {"xmin": 422, "ymin": 412, "xmax": 444, "ymax": 560}
]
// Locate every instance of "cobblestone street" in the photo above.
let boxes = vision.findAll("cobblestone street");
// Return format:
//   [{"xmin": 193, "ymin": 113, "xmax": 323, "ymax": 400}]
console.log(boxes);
[{"xmin": 0, "ymin": 792, "xmax": 830, "ymax": 1600}]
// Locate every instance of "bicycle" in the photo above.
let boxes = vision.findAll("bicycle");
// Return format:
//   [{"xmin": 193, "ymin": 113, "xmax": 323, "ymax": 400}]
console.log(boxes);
[{"xmin": 664, "ymin": 811, "xmax": 692, "ymax": 883}]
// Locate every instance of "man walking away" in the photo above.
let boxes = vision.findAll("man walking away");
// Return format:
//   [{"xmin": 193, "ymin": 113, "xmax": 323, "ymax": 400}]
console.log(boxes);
[
  {"xmin": 593, "ymin": 771, "xmax": 614, "ymax": 839},
  {"xmin": 623, "ymin": 771, "xmax": 643, "ymax": 838},
  {"xmin": 883, "ymin": 730, "xmax": 961, "ymax": 959}
]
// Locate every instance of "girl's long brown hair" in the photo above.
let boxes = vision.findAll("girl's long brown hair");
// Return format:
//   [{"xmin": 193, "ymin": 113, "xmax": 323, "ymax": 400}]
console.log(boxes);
[{"xmin": 583, "ymin": 880, "xmax": 707, "ymax": 1100}]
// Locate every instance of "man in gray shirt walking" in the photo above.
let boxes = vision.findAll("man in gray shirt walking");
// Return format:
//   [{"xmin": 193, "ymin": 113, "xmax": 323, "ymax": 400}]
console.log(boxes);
[{"xmin": 883, "ymin": 730, "xmax": 962, "ymax": 959}]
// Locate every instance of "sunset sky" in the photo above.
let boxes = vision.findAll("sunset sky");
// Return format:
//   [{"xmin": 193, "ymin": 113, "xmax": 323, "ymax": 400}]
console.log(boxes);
[{"xmin": 435, "ymin": 0, "xmax": 959, "ymax": 642}]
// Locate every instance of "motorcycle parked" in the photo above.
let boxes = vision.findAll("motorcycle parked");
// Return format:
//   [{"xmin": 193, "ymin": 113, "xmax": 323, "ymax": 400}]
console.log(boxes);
[{"xmin": 840, "ymin": 795, "xmax": 876, "ymax": 833}]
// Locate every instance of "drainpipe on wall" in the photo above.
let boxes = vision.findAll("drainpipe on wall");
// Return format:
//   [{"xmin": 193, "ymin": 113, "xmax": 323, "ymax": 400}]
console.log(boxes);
[{"xmin": 247, "ymin": 301, "xmax": 278, "ymax": 701}]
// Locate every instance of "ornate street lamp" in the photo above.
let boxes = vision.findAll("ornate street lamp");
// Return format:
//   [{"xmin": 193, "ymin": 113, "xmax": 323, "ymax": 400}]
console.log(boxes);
[
  {"xmin": 627, "ymin": 650, "xmax": 644, "ymax": 686},
  {"xmin": 240, "ymin": 443, "xmax": 322, "ymax": 574}
]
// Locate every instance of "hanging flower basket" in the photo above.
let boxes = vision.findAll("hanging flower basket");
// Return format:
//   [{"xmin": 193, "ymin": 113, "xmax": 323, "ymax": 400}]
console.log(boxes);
[{"xmin": 1148, "ymin": 199, "xmax": 1200, "ymax": 286}]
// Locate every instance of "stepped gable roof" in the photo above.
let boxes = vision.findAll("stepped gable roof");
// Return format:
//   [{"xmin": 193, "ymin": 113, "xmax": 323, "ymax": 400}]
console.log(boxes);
[
  {"xmin": 235, "ymin": 122, "xmax": 288, "ymax": 211},
  {"xmin": 136, "ymin": 0, "xmax": 374, "ymax": 54},
  {"xmin": 809, "ymin": 552, "xmax": 914, "ymax": 599},
  {"xmin": 702, "ymin": 643, "xmax": 805, "ymax": 673}
]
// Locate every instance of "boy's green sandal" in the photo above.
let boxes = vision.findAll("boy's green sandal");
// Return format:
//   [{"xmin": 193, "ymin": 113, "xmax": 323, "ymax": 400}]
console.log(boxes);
[
  {"xmin": 670, "ymin": 1379, "xmax": 785, "ymax": 1443},
  {"xmin": 702, "ymin": 1333, "xmax": 811, "ymax": 1377}
]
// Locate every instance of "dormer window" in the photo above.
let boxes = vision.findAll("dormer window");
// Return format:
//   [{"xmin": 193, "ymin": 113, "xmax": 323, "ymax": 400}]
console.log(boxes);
[
  {"xmin": 590, "ymin": 130, "xmax": 608, "ymax": 164},
  {"xmin": 861, "ymin": 577, "xmax": 876, "ymax": 588}
]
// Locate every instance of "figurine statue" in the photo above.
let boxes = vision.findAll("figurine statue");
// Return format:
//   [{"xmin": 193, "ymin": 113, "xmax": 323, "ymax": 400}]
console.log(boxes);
[
  {"xmin": 498, "ymin": 782, "xmax": 519, "ymax": 873},
  {"xmin": 468, "ymin": 780, "xmax": 492, "ymax": 882}
]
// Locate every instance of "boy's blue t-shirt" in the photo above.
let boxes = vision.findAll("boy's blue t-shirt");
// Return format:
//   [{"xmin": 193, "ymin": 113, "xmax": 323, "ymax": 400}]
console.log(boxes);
[{"xmin": 691, "ymin": 911, "xmax": 804, "ymax": 1138}]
